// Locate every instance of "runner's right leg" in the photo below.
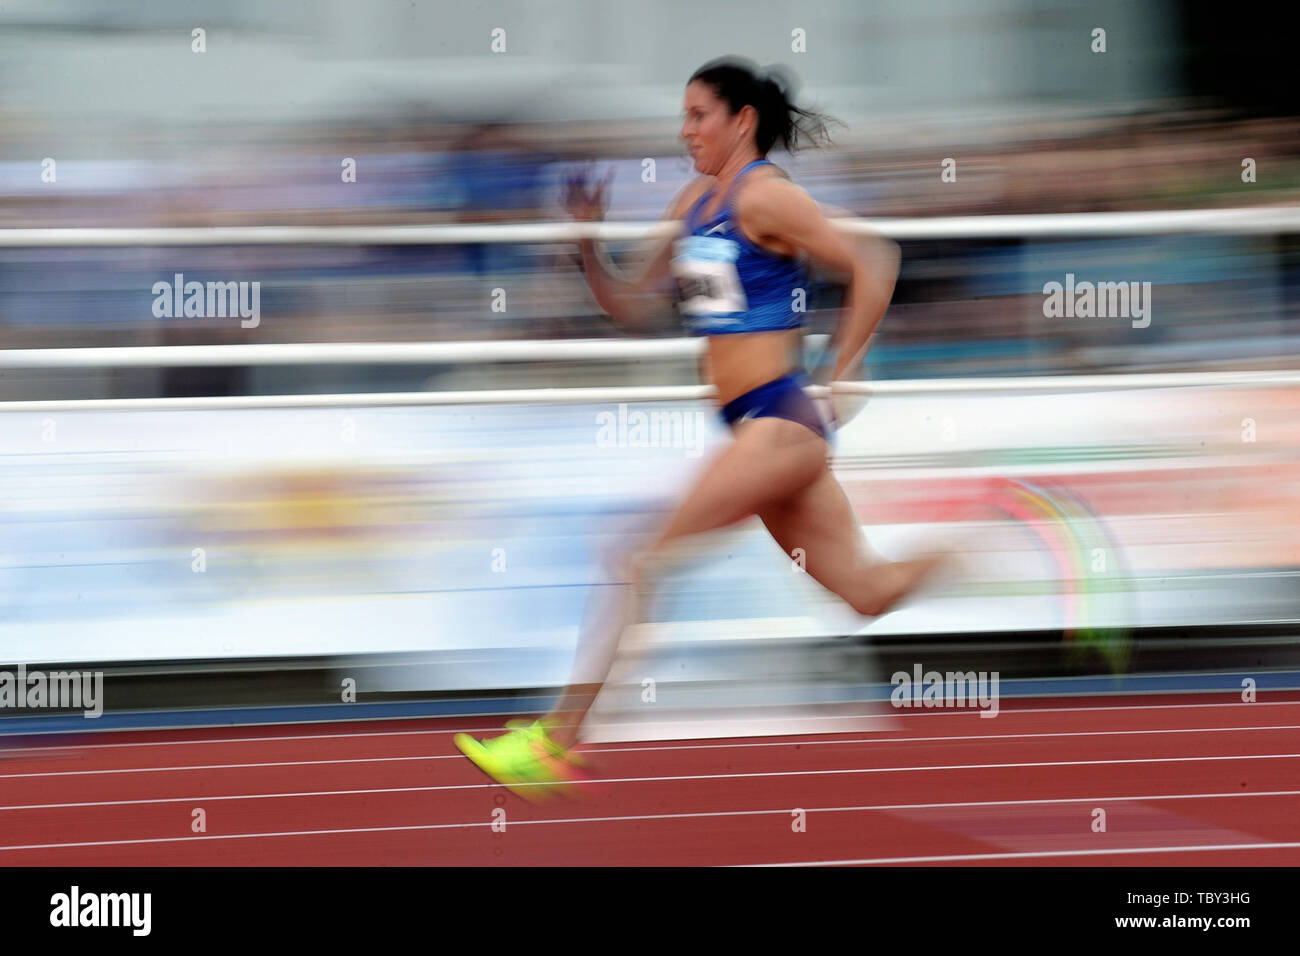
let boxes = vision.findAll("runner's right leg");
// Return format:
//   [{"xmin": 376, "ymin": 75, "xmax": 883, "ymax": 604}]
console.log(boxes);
[{"xmin": 542, "ymin": 415, "xmax": 828, "ymax": 749}]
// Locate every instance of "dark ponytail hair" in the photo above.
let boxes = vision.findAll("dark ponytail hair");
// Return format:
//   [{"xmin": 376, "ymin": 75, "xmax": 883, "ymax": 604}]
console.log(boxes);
[{"xmin": 688, "ymin": 56, "xmax": 842, "ymax": 156}]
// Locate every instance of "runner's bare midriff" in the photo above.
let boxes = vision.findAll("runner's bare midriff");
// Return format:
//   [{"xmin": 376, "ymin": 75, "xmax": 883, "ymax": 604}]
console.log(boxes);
[{"xmin": 706, "ymin": 328, "xmax": 801, "ymax": 405}]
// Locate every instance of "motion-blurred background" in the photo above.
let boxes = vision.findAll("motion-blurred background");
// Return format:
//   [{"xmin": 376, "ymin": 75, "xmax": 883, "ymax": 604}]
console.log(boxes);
[{"xmin": 1, "ymin": 0, "xmax": 1297, "ymax": 726}]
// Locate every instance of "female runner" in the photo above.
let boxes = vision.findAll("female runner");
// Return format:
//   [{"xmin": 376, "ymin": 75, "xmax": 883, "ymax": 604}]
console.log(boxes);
[{"xmin": 456, "ymin": 57, "xmax": 946, "ymax": 799}]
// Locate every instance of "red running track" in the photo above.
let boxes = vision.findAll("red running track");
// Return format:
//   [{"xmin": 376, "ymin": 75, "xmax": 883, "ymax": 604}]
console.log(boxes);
[{"xmin": 2, "ymin": 694, "xmax": 1299, "ymax": 866}]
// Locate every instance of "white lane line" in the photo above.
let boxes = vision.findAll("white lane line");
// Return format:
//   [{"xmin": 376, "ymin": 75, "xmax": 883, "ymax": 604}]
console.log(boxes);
[
  {"xmin": 3, "ymin": 697, "xmax": 1298, "ymax": 751},
  {"xmin": 2, "ymin": 750, "xmax": 1298, "ymax": 782},
  {"xmin": 3, "ymin": 793, "xmax": 1299, "ymax": 853},
  {"xmin": 3, "ymin": 783, "xmax": 1298, "ymax": 816},
  {"xmin": 4, "ymin": 792, "xmax": 1300, "ymax": 853},
  {"xmin": 754, "ymin": 842, "xmax": 1300, "ymax": 866},
  {"xmin": 6, "ymin": 722, "xmax": 1300, "ymax": 762},
  {"xmin": 581, "ymin": 724, "xmax": 1300, "ymax": 754}
]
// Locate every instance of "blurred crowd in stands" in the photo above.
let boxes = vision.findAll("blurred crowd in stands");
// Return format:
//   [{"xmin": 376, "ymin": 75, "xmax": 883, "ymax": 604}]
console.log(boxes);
[{"xmin": 1, "ymin": 104, "xmax": 1297, "ymax": 394}]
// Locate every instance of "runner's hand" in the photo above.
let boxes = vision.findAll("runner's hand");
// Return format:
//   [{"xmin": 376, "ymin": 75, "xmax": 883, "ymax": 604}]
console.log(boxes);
[
  {"xmin": 561, "ymin": 165, "xmax": 614, "ymax": 222},
  {"xmin": 813, "ymin": 393, "xmax": 838, "ymax": 434},
  {"xmin": 828, "ymin": 379, "xmax": 871, "ymax": 431}
]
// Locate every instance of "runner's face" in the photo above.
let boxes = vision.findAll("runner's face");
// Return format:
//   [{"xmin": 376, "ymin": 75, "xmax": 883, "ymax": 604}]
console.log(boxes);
[{"xmin": 680, "ymin": 81, "xmax": 745, "ymax": 175}]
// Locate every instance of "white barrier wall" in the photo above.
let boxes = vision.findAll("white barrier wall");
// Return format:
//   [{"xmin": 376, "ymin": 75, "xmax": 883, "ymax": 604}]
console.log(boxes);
[{"xmin": 2, "ymin": 383, "xmax": 1297, "ymax": 678}]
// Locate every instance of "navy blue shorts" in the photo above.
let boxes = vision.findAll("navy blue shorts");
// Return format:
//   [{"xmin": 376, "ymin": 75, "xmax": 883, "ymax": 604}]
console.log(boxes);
[{"xmin": 720, "ymin": 372, "xmax": 828, "ymax": 441}]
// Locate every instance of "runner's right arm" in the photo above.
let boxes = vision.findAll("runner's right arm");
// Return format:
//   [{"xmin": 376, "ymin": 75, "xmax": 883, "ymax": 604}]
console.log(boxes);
[{"xmin": 566, "ymin": 171, "xmax": 708, "ymax": 330}]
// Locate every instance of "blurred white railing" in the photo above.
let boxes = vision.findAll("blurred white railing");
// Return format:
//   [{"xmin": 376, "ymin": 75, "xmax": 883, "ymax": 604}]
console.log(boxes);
[
  {"xmin": 4, "ymin": 370, "xmax": 1300, "ymax": 413},
  {"xmin": 0, "ymin": 204, "xmax": 1297, "ymax": 246},
  {"xmin": 2, "ymin": 204, "xmax": 1297, "ymax": 411},
  {"xmin": 0, "ymin": 339, "xmax": 704, "ymax": 368}
]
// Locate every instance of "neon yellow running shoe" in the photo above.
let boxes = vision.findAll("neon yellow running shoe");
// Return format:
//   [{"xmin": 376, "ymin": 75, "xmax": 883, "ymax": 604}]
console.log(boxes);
[
  {"xmin": 504, "ymin": 718, "xmax": 587, "ymax": 768},
  {"xmin": 454, "ymin": 719, "xmax": 584, "ymax": 803}
]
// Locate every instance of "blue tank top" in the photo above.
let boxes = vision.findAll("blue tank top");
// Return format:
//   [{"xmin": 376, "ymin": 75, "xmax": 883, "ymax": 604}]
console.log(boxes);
[{"xmin": 671, "ymin": 159, "xmax": 807, "ymax": 336}]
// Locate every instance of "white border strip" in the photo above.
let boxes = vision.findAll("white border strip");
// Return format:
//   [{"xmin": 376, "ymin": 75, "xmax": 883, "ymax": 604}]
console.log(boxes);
[
  {"xmin": 0, "ymin": 384, "xmax": 715, "ymax": 412},
  {"xmin": 1, "ymin": 205, "xmax": 1297, "ymax": 246},
  {"xmin": 0, "ymin": 338, "xmax": 705, "ymax": 368},
  {"xmin": 3, "ymin": 366, "xmax": 1300, "ymax": 413},
  {"xmin": 3, "ymin": 337, "xmax": 1299, "ymax": 385}
]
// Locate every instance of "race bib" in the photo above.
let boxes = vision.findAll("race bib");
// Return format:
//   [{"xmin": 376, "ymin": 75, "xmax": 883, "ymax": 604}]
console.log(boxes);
[{"xmin": 671, "ymin": 234, "xmax": 748, "ymax": 317}]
